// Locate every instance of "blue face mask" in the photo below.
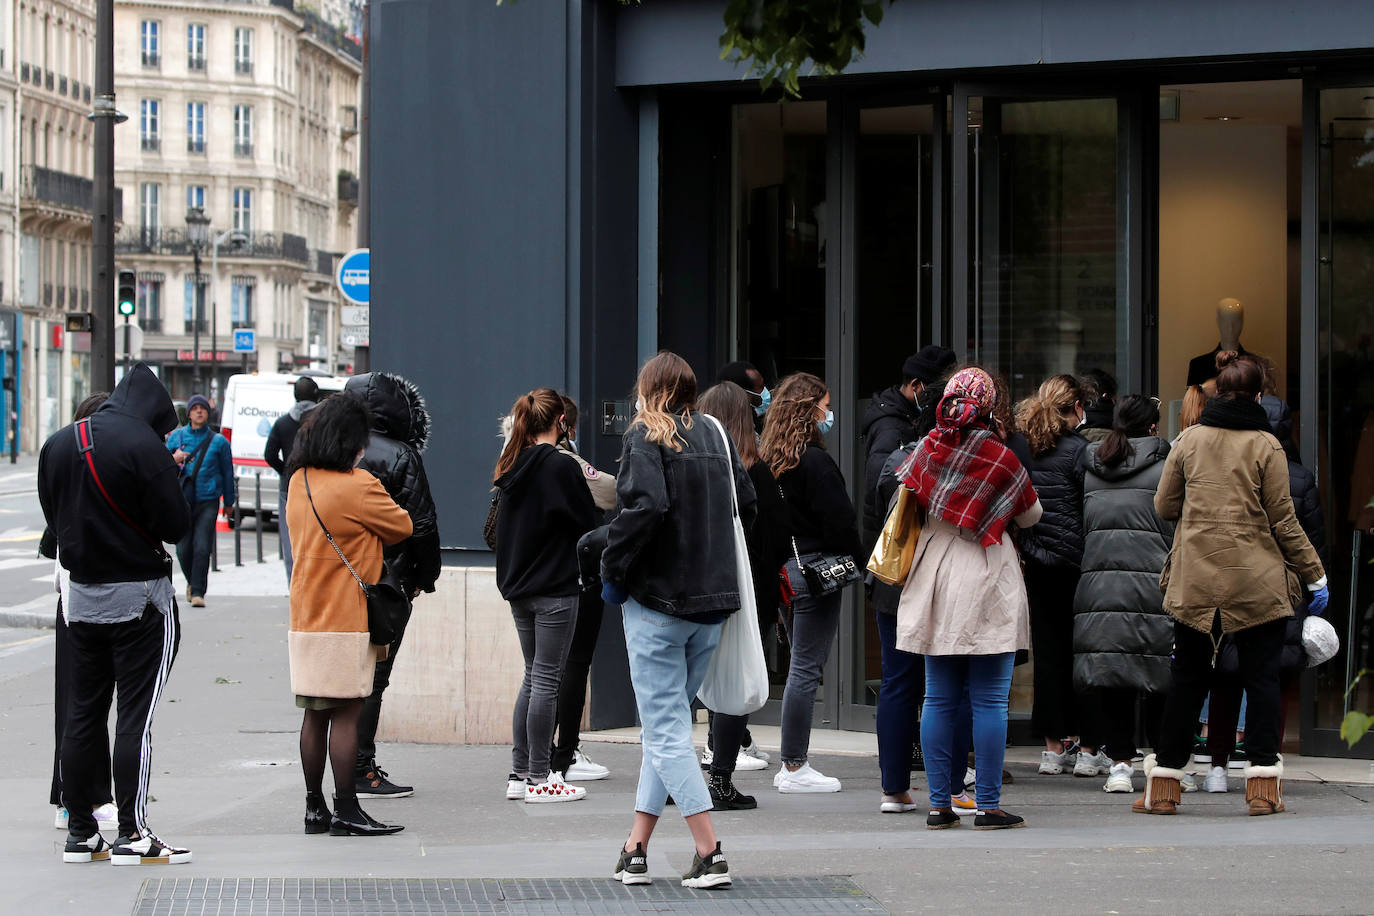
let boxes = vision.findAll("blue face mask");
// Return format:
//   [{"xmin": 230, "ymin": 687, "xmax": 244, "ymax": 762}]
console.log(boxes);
[
  {"xmin": 817, "ymin": 409, "xmax": 835, "ymax": 436},
  {"xmin": 754, "ymin": 386, "xmax": 771, "ymax": 417}
]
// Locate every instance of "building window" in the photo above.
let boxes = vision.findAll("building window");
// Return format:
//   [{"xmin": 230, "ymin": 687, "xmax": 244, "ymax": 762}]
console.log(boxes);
[
  {"xmin": 186, "ymin": 184, "xmax": 205, "ymax": 211},
  {"xmin": 187, "ymin": 23, "xmax": 206, "ymax": 71},
  {"xmin": 233, "ymin": 27, "xmax": 253, "ymax": 76},
  {"xmin": 232, "ymin": 187, "xmax": 252, "ymax": 233},
  {"xmin": 140, "ymin": 20, "xmax": 160, "ymax": 68},
  {"xmin": 232, "ymin": 104, "xmax": 252, "ymax": 158},
  {"xmin": 139, "ymin": 182, "xmax": 160, "ymax": 242},
  {"xmin": 140, "ymin": 99, "xmax": 160, "ymax": 152},
  {"xmin": 184, "ymin": 275, "xmax": 207, "ymax": 333},
  {"xmin": 137, "ymin": 276, "xmax": 163, "ymax": 333},
  {"xmin": 231, "ymin": 277, "xmax": 255, "ymax": 329},
  {"xmin": 186, "ymin": 102, "xmax": 205, "ymax": 154}
]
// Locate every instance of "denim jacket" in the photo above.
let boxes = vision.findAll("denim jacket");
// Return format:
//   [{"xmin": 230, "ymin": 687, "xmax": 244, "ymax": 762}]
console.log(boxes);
[{"xmin": 601, "ymin": 412, "xmax": 758, "ymax": 619}]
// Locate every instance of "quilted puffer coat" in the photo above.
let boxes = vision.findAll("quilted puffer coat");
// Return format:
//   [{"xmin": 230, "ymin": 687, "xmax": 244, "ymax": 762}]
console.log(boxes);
[
  {"xmin": 1071, "ymin": 436, "xmax": 1174, "ymax": 693},
  {"xmin": 343, "ymin": 372, "xmax": 441, "ymax": 596},
  {"xmin": 1007, "ymin": 430, "xmax": 1088, "ymax": 570}
]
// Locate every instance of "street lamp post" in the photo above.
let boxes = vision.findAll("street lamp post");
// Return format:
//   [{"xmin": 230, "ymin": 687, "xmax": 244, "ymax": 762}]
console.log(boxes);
[{"xmin": 186, "ymin": 207, "xmax": 211, "ymax": 393}]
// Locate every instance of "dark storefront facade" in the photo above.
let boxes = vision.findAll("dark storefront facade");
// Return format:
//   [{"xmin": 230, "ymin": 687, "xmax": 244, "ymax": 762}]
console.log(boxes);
[{"xmin": 370, "ymin": 0, "xmax": 1374, "ymax": 756}]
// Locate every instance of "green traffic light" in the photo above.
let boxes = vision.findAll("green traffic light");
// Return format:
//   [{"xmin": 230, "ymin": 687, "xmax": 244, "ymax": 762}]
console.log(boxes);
[{"xmin": 118, "ymin": 299, "xmax": 136, "ymax": 316}]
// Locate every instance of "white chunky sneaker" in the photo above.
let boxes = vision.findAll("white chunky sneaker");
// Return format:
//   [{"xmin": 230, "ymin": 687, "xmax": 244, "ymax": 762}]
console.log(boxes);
[
  {"xmin": 699, "ymin": 746, "xmax": 714, "ymax": 768},
  {"xmin": 525, "ymin": 772, "xmax": 587, "ymax": 804},
  {"xmin": 1203, "ymin": 765, "xmax": 1229, "ymax": 793},
  {"xmin": 566, "ymin": 749, "xmax": 610, "ymax": 781},
  {"xmin": 1039, "ymin": 749, "xmax": 1073, "ymax": 775},
  {"xmin": 1074, "ymin": 749, "xmax": 1112, "ymax": 777},
  {"xmin": 1103, "ymin": 761, "xmax": 1135, "ymax": 793},
  {"xmin": 110, "ymin": 832, "xmax": 192, "ymax": 866},
  {"xmin": 1181, "ymin": 771, "xmax": 1199, "ymax": 793},
  {"xmin": 741, "ymin": 740, "xmax": 770, "ymax": 765},
  {"xmin": 734, "ymin": 749, "xmax": 768, "ymax": 772},
  {"xmin": 775, "ymin": 763, "xmax": 841, "ymax": 794},
  {"xmin": 63, "ymin": 832, "xmax": 111, "ymax": 864}
]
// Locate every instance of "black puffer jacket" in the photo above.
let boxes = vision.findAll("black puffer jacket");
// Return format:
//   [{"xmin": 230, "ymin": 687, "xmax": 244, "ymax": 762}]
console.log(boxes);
[
  {"xmin": 1071, "ymin": 436, "xmax": 1175, "ymax": 693},
  {"xmin": 344, "ymin": 372, "xmax": 441, "ymax": 595},
  {"xmin": 860, "ymin": 386, "xmax": 920, "ymax": 548},
  {"xmin": 1007, "ymin": 431, "xmax": 1088, "ymax": 570}
]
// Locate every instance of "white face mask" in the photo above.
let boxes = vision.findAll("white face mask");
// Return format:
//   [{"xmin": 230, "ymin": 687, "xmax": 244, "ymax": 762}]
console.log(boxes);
[{"xmin": 635, "ymin": 398, "xmax": 643, "ymax": 412}]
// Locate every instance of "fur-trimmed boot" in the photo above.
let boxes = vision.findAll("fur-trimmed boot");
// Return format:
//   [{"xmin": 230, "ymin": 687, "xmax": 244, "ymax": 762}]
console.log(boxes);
[
  {"xmin": 1131, "ymin": 753, "xmax": 1184, "ymax": 815},
  {"xmin": 1244, "ymin": 755, "xmax": 1285, "ymax": 816}
]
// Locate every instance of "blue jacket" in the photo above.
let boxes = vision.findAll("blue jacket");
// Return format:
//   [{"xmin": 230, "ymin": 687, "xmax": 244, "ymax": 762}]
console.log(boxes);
[{"xmin": 166, "ymin": 424, "xmax": 235, "ymax": 507}]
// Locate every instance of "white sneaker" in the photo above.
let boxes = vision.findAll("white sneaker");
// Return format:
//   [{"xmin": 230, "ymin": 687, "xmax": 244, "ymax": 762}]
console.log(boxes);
[
  {"xmin": 741, "ymin": 740, "xmax": 770, "ymax": 765},
  {"xmin": 1039, "ymin": 749, "xmax": 1073, "ymax": 775},
  {"xmin": 1181, "ymin": 771, "xmax": 1199, "ymax": 793},
  {"xmin": 1103, "ymin": 761, "xmax": 1135, "ymax": 793},
  {"xmin": 880, "ymin": 792, "xmax": 920, "ymax": 813},
  {"xmin": 700, "ymin": 746, "xmax": 714, "ymax": 768},
  {"xmin": 525, "ymin": 772, "xmax": 586, "ymax": 804},
  {"xmin": 566, "ymin": 749, "xmax": 610, "ymax": 781},
  {"xmin": 54, "ymin": 807, "xmax": 67, "ymax": 830},
  {"xmin": 734, "ymin": 749, "xmax": 768, "ymax": 771},
  {"xmin": 56, "ymin": 804, "xmax": 119, "ymax": 830},
  {"xmin": 1203, "ymin": 765, "xmax": 1229, "ymax": 793},
  {"xmin": 964, "ymin": 767, "xmax": 977, "ymax": 788},
  {"xmin": 775, "ymin": 763, "xmax": 841, "ymax": 794},
  {"xmin": 506, "ymin": 773, "xmax": 525, "ymax": 800},
  {"xmin": 1075, "ymin": 749, "xmax": 1112, "ymax": 777}
]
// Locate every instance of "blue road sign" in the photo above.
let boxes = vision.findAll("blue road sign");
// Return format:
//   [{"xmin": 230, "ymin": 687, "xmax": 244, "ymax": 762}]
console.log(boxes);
[
  {"xmin": 233, "ymin": 329, "xmax": 256, "ymax": 352},
  {"xmin": 337, "ymin": 248, "xmax": 370, "ymax": 305}
]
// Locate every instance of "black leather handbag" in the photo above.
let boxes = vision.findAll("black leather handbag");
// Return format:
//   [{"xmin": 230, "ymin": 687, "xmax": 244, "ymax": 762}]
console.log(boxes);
[
  {"xmin": 776, "ymin": 482, "xmax": 862, "ymax": 596},
  {"xmin": 303, "ymin": 469, "xmax": 409, "ymax": 646}
]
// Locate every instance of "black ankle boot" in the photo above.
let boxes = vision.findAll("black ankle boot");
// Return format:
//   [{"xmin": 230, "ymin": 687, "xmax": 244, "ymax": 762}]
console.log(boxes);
[
  {"xmin": 709, "ymin": 773, "xmax": 757, "ymax": 811},
  {"xmin": 304, "ymin": 793, "xmax": 331, "ymax": 834},
  {"xmin": 330, "ymin": 794, "xmax": 404, "ymax": 837}
]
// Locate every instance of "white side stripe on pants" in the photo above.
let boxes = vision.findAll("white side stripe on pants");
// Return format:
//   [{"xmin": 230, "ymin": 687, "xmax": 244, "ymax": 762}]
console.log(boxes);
[{"xmin": 134, "ymin": 607, "xmax": 176, "ymax": 836}]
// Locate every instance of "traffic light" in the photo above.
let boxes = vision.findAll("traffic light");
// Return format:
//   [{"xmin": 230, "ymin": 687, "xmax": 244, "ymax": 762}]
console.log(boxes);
[{"xmin": 116, "ymin": 269, "xmax": 137, "ymax": 317}]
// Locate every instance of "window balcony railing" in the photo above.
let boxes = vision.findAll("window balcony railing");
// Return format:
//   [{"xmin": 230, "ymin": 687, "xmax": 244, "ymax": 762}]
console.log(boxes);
[
  {"xmin": 186, "ymin": 318, "xmax": 209, "ymax": 334},
  {"xmin": 21, "ymin": 165, "xmax": 124, "ymax": 220},
  {"xmin": 188, "ymin": 56, "xmax": 206, "ymax": 73},
  {"xmin": 235, "ymin": 60, "xmax": 253, "ymax": 76},
  {"xmin": 44, "ymin": 70, "xmax": 53, "ymax": 90},
  {"xmin": 140, "ymin": 317, "xmax": 163, "ymax": 334},
  {"xmin": 187, "ymin": 138, "xmax": 205, "ymax": 154},
  {"xmin": 234, "ymin": 141, "xmax": 253, "ymax": 158},
  {"xmin": 232, "ymin": 319, "xmax": 254, "ymax": 331},
  {"xmin": 115, "ymin": 226, "xmax": 309, "ymax": 265},
  {"xmin": 337, "ymin": 173, "xmax": 359, "ymax": 204},
  {"xmin": 142, "ymin": 52, "xmax": 160, "ymax": 69},
  {"xmin": 142, "ymin": 136, "xmax": 161, "ymax": 153}
]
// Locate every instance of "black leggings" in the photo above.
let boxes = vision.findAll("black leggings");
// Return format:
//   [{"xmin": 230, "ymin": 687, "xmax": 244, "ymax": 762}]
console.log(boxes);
[
  {"xmin": 550, "ymin": 589, "xmax": 604, "ymax": 775},
  {"xmin": 301, "ymin": 698, "xmax": 364, "ymax": 799}
]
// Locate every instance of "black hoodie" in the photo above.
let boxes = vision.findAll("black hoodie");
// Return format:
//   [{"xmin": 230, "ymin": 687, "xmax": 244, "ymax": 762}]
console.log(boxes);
[
  {"xmin": 344, "ymin": 372, "xmax": 441, "ymax": 594},
  {"xmin": 38, "ymin": 363, "xmax": 190, "ymax": 584},
  {"xmin": 860, "ymin": 385, "xmax": 921, "ymax": 546},
  {"xmin": 494, "ymin": 443, "xmax": 599, "ymax": 601}
]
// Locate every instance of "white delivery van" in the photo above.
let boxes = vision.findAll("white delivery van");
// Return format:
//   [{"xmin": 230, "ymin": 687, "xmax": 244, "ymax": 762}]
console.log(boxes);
[{"xmin": 219, "ymin": 371, "xmax": 348, "ymax": 519}]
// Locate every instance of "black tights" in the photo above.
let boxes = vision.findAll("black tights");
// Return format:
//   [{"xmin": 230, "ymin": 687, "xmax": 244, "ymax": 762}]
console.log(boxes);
[{"xmin": 300, "ymin": 699, "xmax": 363, "ymax": 802}]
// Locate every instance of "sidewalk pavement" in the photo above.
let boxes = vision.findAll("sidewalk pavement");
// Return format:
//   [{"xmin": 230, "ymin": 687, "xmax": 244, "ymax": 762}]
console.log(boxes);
[{"xmin": 3, "ymin": 594, "xmax": 1373, "ymax": 915}]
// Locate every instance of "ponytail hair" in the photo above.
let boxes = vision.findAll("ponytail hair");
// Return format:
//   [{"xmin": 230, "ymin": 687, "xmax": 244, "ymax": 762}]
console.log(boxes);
[
  {"xmin": 1097, "ymin": 394, "xmax": 1160, "ymax": 468},
  {"xmin": 1214, "ymin": 350, "xmax": 1264, "ymax": 401},
  {"xmin": 1179, "ymin": 385, "xmax": 1207, "ymax": 430},
  {"xmin": 1014, "ymin": 374, "xmax": 1083, "ymax": 457},
  {"xmin": 493, "ymin": 388, "xmax": 564, "ymax": 482}
]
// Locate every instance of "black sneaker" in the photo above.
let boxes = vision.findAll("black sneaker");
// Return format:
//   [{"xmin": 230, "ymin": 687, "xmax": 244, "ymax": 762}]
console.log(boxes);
[
  {"xmin": 973, "ymin": 809, "xmax": 1026, "ymax": 830},
  {"xmin": 63, "ymin": 832, "xmax": 111, "ymax": 863},
  {"xmin": 926, "ymin": 809, "xmax": 960, "ymax": 830},
  {"xmin": 911, "ymin": 740, "xmax": 925, "ymax": 772},
  {"xmin": 110, "ymin": 832, "xmax": 193, "ymax": 865},
  {"xmin": 356, "ymin": 757, "xmax": 414, "ymax": 798},
  {"xmin": 1228, "ymin": 742, "xmax": 1248, "ymax": 770},
  {"xmin": 709, "ymin": 775, "xmax": 758, "ymax": 811},
  {"xmin": 681, "ymin": 841, "xmax": 731, "ymax": 889},
  {"xmin": 614, "ymin": 842, "xmax": 651, "ymax": 885}
]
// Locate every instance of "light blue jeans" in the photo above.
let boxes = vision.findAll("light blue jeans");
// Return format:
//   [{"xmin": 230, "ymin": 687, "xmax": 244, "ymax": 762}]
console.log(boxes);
[
  {"xmin": 922, "ymin": 652, "xmax": 1016, "ymax": 810},
  {"xmin": 622, "ymin": 597, "xmax": 722, "ymax": 818}
]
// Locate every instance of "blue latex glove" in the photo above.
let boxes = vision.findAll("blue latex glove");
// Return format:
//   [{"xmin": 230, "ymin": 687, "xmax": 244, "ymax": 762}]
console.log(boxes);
[
  {"xmin": 1308, "ymin": 585, "xmax": 1330, "ymax": 616},
  {"xmin": 601, "ymin": 580, "xmax": 629, "ymax": 606}
]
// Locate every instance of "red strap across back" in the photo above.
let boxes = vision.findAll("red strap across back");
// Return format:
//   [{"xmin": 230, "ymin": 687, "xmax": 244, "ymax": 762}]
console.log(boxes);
[{"xmin": 74, "ymin": 418, "xmax": 166, "ymax": 554}]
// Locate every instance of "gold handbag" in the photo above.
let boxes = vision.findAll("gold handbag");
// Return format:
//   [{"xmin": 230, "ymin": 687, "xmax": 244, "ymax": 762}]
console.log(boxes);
[{"xmin": 866, "ymin": 486, "xmax": 922, "ymax": 586}]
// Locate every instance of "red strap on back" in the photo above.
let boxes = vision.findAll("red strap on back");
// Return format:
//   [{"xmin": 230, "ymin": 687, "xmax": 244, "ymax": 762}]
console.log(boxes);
[{"xmin": 74, "ymin": 418, "xmax": 166, "ymax": 554}]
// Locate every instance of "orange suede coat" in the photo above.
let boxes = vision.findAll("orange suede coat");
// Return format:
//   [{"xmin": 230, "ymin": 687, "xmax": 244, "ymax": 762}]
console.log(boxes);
[{"xmin": 286, "ymin": 467, "xmax": 413, "ymax": 698}]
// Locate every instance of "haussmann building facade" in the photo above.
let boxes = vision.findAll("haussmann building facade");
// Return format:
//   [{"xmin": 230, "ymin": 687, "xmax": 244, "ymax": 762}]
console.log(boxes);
[{"xmin": 366, "ymin": 0, "xmax": 1374, "ymax": 759}]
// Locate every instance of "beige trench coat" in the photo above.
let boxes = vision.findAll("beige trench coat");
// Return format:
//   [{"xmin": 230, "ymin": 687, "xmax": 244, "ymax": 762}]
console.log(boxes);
[{"xmin": 1155, "ymin": 423, "xmax": 1324, "ymax": 635}]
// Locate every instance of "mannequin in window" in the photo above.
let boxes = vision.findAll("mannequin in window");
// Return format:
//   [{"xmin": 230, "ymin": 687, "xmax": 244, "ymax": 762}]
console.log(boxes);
[{"xmin": 1187, "ymin": 298, "xmax": 1252, "ymax": 387}]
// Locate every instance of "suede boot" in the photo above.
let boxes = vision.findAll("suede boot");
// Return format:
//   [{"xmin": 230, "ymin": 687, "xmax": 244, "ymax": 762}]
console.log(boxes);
[
  {"xmin": 1132, "ymin": 753, "xmax": 1183, "ymax": 815},
  {"xmin": 1244, "ymin": 755, "xmax": 1285, "ymax": 816}
]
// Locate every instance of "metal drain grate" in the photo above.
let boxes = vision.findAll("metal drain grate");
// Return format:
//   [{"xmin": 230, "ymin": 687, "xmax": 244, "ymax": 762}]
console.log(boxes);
[{"xmin": 131, "ymin": 876, "xmax": 888, "ymax": 914}]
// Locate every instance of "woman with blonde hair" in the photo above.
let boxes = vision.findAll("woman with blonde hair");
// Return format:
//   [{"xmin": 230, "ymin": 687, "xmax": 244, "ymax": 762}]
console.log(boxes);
[
  {"xmin": 493, "ymin": 388, "xmax": 599, "ymax": 804},
  {"xmin": 1008, "ymin": 375, "xmax": 1099, "ymax": 776},
  {"xmin": 759, "ymin": 372, "xmax": 862, "ymax": 794},
  {"xmin": 600, "ymin": 352, "xmax": 756, "ymax": 888}
]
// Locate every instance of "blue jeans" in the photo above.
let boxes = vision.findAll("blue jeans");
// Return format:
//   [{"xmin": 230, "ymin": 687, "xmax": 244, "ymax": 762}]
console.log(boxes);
[
  {"xmin": 922, "ymin": 653, "xmax": 1015, "ymax": 810},
  {"xmin": 875, "ymin": 610, "xmax": 971, "ymax": 795},
  {"xmin": 622, "ymin": 597, "xmax": 721, "ymax": 818},
  {"xmin": 175, "ymin": 499, "xmax": 218, "ymax": 598},
  {"xmin": 278, "ymin": 488, "xmax": 294, "ymax": 583}
]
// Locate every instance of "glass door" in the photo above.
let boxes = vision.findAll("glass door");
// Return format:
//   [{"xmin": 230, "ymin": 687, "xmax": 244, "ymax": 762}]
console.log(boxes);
[{"xmin": 1310, "ymin": 84, "xmax": 1374, "ymax": 757}]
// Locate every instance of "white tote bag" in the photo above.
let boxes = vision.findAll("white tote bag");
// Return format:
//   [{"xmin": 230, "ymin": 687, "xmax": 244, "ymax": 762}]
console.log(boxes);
[{"xmin": 695, "ymin": 415, "xmax": 770, "ymax": 716}]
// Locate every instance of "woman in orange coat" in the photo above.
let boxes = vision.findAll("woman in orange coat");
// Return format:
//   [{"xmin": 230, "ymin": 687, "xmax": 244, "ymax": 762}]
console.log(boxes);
[{"xmin": 287, "ymin": 395, "xmax": 413, "ymax": 836}]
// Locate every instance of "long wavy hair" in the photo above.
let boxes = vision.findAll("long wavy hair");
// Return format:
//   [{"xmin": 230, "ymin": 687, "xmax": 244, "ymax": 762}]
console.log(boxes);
[
  {"xmin": 632, "ymin": 351, "xmax": 697, "ymax": 452},
  {"xmin": 1014, "ymin": 374, "xmax": 1083, "ymax": 457},
  {"xmin": 759, "ymin": 372, "xmax": 828, "ymax": 478},
  {"xmin": 493, "ymin": 388, "xmax": 563, "ymax": 482},
  {"xmin": 698, "ymin": 381, "xmax": 760, "ymax": 469}
]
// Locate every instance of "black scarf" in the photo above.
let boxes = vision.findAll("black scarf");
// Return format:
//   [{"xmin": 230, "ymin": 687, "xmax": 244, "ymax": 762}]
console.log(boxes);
[{"xmin": 1199, "ymin": 396, "xmax": 1272, "ymax": 432}]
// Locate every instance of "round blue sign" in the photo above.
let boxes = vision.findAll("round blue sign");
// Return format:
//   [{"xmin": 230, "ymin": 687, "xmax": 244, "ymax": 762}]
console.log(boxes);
[{"xmin": 337, "ymin": 248, "xmax": 370, "ymax": 305}]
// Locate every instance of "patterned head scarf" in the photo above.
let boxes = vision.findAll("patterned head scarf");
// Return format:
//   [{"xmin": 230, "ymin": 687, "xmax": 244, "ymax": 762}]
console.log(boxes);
[{"xmin": 939, "ymin": 367, "xmax": 996, "ymax": 429}]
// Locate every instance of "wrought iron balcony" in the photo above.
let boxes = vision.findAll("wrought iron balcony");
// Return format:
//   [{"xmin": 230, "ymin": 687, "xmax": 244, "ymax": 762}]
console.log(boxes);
[
  {"xmin": 142, "ymin": 52, "xmax": 160, "ymax": 69},
  {"xmin": 142, "ymin": 136, "xmax": 161, "ymax": 153},
  {"xmin": 338, "ymin": 173, "xmax": 359, "ymax": 205},
  {"xmin": 235, "ymin": 60, "xmax": 253, "ymax": 76},
  {"xmin": 234, "ymin": 141, "xmax": 253, "ymax": 158},
  {"xmin": 188, "ymin": 56, "xmax": 206, "ymax": 73},
  {"xmin": 115, "ymin": 226, "xmax": 309, "ymax": 265},
  {"xmin": 21, "ymin": 165, "xmax": 123, "ymax": 220},
  {"xmin": 188, "ymin": 138, "xmax": 205, "ymax": 154}
]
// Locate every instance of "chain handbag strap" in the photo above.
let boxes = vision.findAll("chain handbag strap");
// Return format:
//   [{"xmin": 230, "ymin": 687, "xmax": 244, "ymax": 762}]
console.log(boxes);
[
  {"xmin": 772, "ymin": 479, "xmax": 805, "ymax": 567},
  {"xmin": 302, "ymin": 469, "xmax": 367, "ymax": 596}
]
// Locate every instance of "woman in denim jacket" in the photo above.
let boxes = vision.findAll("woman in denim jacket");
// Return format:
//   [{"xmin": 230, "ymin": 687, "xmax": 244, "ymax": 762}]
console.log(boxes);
[{"xmin": 600, "ymin": 351, "xmax": 756, "ymax": 889}]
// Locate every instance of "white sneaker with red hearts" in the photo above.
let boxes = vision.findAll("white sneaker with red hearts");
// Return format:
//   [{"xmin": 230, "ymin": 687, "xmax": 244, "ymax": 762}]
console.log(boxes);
[{"xmin": 525, "ymin": 772, "xmax": 587, "ymax": 804}]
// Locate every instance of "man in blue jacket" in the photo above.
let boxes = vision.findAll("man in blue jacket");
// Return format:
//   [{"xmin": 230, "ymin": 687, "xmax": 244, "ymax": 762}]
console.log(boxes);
[{"xmin": 166, "ymin": 394, "xmax": 234, "ymax": 607}]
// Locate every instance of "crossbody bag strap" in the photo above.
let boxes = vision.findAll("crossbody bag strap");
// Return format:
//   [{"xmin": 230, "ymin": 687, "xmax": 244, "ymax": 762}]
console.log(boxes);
[
  {"xmin": 773, "ymin": 479, "xmax": 804, "ymax": 565},
  {"xmin": 182, "ymin": 430, "xmax": 213, "ymax": 486},
  {"xmin": 701, "ymin": 414, "xmax": 740, "ymax": 519},
  {"xmin": 73, "ymin": 418, "xmax": 170, "ymax": 560},
  {"xmin": 302, "ymin": 469, "xmax": 367, "ymax": 595}
]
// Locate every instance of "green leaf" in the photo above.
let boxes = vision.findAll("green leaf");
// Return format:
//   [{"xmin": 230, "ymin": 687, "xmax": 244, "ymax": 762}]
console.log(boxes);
[{"xmin": 1340, "ymin": 711, "xmax": 1372, "ymax": 748}]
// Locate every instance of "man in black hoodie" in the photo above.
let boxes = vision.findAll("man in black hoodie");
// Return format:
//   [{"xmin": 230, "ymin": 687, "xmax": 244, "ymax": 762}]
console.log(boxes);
[
  {"xmin": 38, "ymin": 362, "xmax": 193, "ymax": 865},
  {"xmin": 343, "ymin": 371, "xmax": 441, "ymax": 798}
]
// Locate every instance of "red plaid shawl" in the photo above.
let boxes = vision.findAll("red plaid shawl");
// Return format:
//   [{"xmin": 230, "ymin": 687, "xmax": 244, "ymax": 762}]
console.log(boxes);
[{"xmin": 900, "ymin": 416, "xmax": 1037, "ymax": 548}]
